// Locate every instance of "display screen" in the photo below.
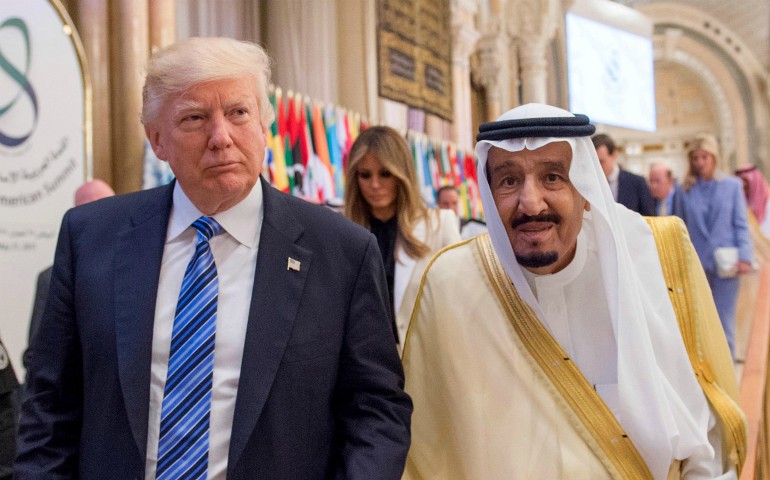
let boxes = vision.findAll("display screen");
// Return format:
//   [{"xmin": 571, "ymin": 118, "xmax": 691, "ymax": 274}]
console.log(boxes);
[{"xmin": 566, "ymin": 12, "xmax": 656, "ymax": 132}]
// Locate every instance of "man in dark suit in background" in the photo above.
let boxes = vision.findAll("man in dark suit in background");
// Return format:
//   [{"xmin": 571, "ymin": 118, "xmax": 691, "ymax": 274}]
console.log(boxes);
[
  {"xmin": 17, "ymin": 37, "xmax": 411, "ymax": 479},
  {"xmin": 648, "ymin": 163, "xmax": 687, "ymax": 221},
  {"xmin": 592, "ymin": 133, "xmax": 655, "ymax": 216},
  {"xmin": 14, "ymin": 177, "xmax": 115, "ymax": 480},
  {"xmin": 25, "ymin": 179, "xmax": 115, "ymax": 373}
]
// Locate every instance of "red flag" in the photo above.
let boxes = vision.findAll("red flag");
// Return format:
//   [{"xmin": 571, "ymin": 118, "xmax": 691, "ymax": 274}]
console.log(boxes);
[
  {"xmin": 312, "ymin": 104, "xmax": 334, "ymax": 185},
  {"xmin": 277, "ymin": 92, "xmax": 288, "ymax": 139},
  {"xmin": 298, "ymin": 101, "xmax": 311, "ymax": 168}
]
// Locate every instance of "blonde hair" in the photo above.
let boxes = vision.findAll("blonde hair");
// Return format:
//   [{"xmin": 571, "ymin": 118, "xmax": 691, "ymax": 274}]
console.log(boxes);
[
  {"xmin": 142, "ymin": 37, "xmax": 275, "ymax": 130},
  {"xmin": 344, "ymin": 126, "xmax": 431, "ymax": 259},
  {"xmin": 683, "ymin": 133, "xmax": 721, "ymax": 191}
]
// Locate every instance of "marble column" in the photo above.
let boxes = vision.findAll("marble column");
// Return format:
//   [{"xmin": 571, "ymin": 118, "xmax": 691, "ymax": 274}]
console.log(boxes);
[
  {"xmin": 149, "ymin": 0, "xmax": 175, "ymax": 53},
  {"xmin": 73, "ymin": 0, "xmax": 112, "ymax": 185},
  {"xmin": 472, "ymin": 33, "xmax": 505, "ymax": 121},
  {"xmin": 503, "ymin": 0, "xmax": 560, "ymax": 105},
  {"xmin": 518, "ymin": 38, "xmax": 548, "ymax": 104},
  {"xmin": 110, "ymin": 0, "xmax": 149, "ymax": 193},
  {"xmin": 450, "ymin": 6, "xmax": 481, "ymax": 150}
]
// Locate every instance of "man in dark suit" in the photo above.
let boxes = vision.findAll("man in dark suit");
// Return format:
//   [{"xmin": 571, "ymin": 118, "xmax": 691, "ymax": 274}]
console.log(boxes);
[
  {"xmin": 25, "ymin": 267, "xmax": 50, "ymax": 369},
  {"xmin": 25, "ymin": 180, "xmax": 115, "ymax": 373},
  {"xmin": 648, "ymin": 163, "xmax": 687, "ymax": 221},
  {"xmin": 592, "ymin": 134, "xmax": 655, "ymax": 216},
  {"xmin": 16, "ymin": 37, "xmax": 411, "ymax": 480}
]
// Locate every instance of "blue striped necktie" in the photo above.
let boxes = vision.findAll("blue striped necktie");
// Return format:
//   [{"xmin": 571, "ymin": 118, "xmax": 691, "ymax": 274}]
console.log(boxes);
[{"xmin": 157, "ymin": 216, "xmax": 223, "ymax": 480}]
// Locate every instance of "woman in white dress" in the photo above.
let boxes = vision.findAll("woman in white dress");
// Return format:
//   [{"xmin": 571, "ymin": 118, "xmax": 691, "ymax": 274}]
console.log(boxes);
[{"xmin": 344, "ymin": 126, "xmax": 461, "ymax": 352}]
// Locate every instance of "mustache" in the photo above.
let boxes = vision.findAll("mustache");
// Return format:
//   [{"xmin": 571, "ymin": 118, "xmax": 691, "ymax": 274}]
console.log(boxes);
[{"xmin": 511, "ymin": 213, "xmax": 561, "ymax": 229}]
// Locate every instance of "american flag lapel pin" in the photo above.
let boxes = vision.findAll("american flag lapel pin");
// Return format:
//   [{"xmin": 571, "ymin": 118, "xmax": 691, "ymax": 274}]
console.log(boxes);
[{"xmin": 287, "ymin": 257, "xmax": 301, "ymax": 272}]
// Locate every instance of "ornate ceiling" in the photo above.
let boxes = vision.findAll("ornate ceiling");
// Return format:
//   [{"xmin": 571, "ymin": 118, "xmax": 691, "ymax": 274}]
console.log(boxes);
[{"xmin": 613, "ymin": 0, "xmax": 770, "ymax": 71}]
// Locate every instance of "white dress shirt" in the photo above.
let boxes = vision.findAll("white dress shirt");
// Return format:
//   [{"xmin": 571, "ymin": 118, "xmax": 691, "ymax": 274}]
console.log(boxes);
[{"xmin": 145, "ymin": 181, "xmax": 263, "ymax": 480}]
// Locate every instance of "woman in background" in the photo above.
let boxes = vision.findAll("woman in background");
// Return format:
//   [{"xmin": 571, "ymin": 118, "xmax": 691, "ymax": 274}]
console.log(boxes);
[
  {"xmin": 345, "ymin": 126, "xmax": 461, "ymax": 352},
  {"xmin": 684, "ymin": 133, "xmax": 753, "ymax": 357}
]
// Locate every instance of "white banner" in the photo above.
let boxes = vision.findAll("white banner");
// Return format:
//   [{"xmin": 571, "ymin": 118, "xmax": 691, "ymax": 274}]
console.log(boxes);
[{"xmin": 0, "ymin": 0, "xmax": 88, "ymax": 379}]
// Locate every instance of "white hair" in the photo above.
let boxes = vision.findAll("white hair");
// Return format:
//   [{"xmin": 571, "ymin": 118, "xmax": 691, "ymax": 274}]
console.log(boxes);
[{"xmin": 141, "ymin": 37, "xmax": 275, "ymax": 129}]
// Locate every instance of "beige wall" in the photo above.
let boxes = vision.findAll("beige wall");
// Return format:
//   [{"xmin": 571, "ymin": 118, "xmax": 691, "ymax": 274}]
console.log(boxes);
[
  {"xmin": 59, "ymin": 0, "xmax": 770, "ymax": 189},
  {"xmin": 64, "ymin": 0, "xmax": 176, "ymax": 194}
]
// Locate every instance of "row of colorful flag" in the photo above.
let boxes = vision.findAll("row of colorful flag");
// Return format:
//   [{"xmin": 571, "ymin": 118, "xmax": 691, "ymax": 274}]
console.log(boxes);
[
  {"xmin": 407, "ymin": 132, "xmax": 484, "ymax": 221},
  {"xmin": 263, "ymin": 88, "xmax": 484, "ymax": 220}
]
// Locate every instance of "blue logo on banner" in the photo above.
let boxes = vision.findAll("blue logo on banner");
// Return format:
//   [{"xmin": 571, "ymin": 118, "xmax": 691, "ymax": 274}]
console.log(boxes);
[{"xmin": 0, "ymin": 18, "xmax": 39, "ymax": 148}]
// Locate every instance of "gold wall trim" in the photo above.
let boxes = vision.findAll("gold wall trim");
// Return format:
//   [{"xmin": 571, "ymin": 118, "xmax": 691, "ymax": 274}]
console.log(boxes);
[{"xmin": 48, "ymin": 0, "xmax": 92, "ymax": 182}]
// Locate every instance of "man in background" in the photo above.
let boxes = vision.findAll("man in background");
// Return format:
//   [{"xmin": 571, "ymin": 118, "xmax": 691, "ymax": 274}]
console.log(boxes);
[
  {"xmin": 648, "ymin": 163, "xmax": 686, "ymax": 220},
  {"xmin": 6, "ymin": 181, "xmax": 113, "ymax": 480},
  {"xmin": 436, "ymin": 185, "xmax": 460, "ymax": 214},
  {"xmin": 592, "ymin": 133, "xmax": 655, "ymax": 215},
  {"xmin": 436, "ymin": 185, "xmax": 463, "ymax": 232},
  {"xmin": 25, "ymin": 179, "xmax": 116, "ymax": 372},
  {"xmin": 436, "ymin": 185, "xmax": 487, "ymax": 239}
]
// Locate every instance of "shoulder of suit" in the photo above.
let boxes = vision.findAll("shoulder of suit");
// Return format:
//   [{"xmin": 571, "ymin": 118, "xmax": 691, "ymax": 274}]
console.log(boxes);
[
  {"xmin": 621, "ymin": 168, "xmax": 647, "ymax": 184},
  {"xmin": 67, "ymin": 183, "xmax": 170, "ymax": 224},
  {"xmin": 39, "ymin": 265, "xmax": 53, "ymax": 282}
]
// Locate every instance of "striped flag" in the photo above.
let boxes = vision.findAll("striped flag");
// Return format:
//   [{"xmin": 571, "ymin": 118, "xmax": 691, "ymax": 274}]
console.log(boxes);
[{"xmin": 268, "ymin": 90, "xmax": 289, "ymax": 192}]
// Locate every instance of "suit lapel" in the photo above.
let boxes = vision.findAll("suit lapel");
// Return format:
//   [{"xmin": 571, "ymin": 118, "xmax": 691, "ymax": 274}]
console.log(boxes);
[
  {"xmin": 228, "ymin": 179, "xmax": 312, "ymax": 471},
  {"xmin": 617, "ymin": 170, "xmax": 629, "ymax": 205},
  {"xmin": 672, "ymin": 185, "xmax": 686, "ymax": 220},
  {"xmin": 114, "ymin": 183, "xmax": 174, "ymax": 458}
]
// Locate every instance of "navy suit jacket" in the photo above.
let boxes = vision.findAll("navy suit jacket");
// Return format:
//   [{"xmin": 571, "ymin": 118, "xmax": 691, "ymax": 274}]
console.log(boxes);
[
  {"xmin": 17, "ymin": 178, "xmax": 412, "ymax": 479},
  {"xmin": 617, "ymin": 169, "xmax": 656, "ymax": 216},
  {"xmin": 24, "ymin": 266, "xmax": 52, "ymax": 372}
]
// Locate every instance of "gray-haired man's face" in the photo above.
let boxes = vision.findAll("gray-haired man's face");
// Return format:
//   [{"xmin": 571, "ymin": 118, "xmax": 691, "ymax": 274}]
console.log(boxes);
[
  {"xmin": 488, "ymin": 142, "xmax": 589, "ymax": 275},
  {"xmin": 145, "ymin": 76, "xmax": 267, "ymax": 215}
]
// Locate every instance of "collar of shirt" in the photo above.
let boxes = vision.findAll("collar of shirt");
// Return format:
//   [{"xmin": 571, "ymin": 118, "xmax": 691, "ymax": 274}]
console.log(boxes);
[{"xmin": 168, "ymin": 180, "xmax": 264, "ymax": 248}]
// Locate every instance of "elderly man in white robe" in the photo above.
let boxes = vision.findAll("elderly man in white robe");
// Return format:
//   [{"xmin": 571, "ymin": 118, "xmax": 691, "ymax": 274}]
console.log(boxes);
[{"xmin": 402, "ymin": 104, "xmax": 746, "ymax": 480}]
